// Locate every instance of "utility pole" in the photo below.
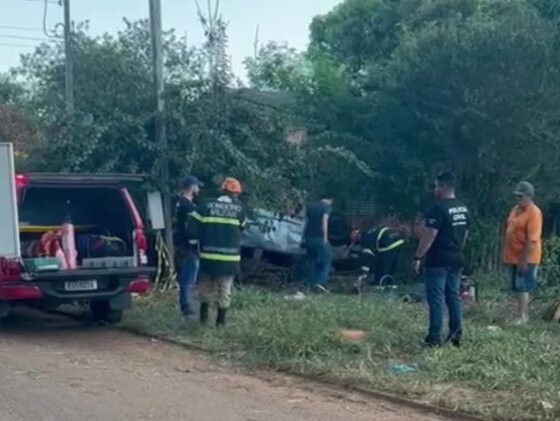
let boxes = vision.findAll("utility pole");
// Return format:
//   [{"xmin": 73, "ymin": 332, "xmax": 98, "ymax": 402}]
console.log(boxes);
[
  {"xmin": 149, "ymin": 0, "xmax": 175, "ymax": 267},
  {"xmin": 63, "ymin": 0, "xmax": 74, "ymax": 114}
]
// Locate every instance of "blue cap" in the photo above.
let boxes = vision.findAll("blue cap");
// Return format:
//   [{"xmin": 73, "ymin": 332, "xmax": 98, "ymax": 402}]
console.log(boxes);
[{"xmin": 181, "ymin": 175, "xmax": 203, "ymax": 189}]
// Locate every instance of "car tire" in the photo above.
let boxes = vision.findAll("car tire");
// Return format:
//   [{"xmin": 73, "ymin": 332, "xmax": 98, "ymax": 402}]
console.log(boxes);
[{"xmin": 90, "ymin": 301, "xmax": 123, "ymax": 324}]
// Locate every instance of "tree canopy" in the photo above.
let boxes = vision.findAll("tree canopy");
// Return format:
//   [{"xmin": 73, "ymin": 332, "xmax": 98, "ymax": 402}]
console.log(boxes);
[
  {"xmin": 244, "ymin": 0, "xmax": 560, "ymax": 266},
  {"xmin": 2, "ymin": 0, "xmax": 560, "ymax": 265}
]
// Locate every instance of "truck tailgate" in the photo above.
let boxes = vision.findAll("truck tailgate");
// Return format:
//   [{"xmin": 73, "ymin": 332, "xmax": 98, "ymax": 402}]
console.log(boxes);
[{"xmin": 28, "ymin": 267, "xmax": 156, "ymax": 281}]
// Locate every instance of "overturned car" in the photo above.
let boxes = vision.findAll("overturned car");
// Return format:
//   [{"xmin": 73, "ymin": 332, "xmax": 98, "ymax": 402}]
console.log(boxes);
[{"xmin": 240, "ymin": 209, "xmax": 358, "ymax": 285}]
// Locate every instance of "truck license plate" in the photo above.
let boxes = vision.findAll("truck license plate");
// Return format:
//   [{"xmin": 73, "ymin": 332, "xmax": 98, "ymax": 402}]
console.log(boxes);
[{"xmin": 64, "ymin": 280, "xmax": 98, "ymax": 291}]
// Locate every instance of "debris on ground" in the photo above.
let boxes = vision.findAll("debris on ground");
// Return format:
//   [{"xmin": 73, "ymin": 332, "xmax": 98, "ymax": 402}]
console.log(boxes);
[
  {"xmin": 284, "ymin": 292, "xmax": 306, "ymax": 301},
  {"xmin": 486, "ymin": 325, "xmax": 502, "ymax": 332},
  {"xmin": 399, "ymin": 293, "xmax": 425, "ymax": 303},
  {"xmin": 338, "ymin": 329, "xmax": 367, "ymax": 343},
  {"xmin": 387, "ymin": 363, "xmax": 418, "ymax": 375},
  {"xmin": 539, "ymin": 400, "xmax": 553, "ymax": 411}
]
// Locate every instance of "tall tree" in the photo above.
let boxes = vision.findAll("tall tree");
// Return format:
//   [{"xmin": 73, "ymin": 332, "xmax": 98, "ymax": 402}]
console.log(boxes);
[{"xmin": 248, "ymin": 0, "xmax": 560, "ymax": 266}]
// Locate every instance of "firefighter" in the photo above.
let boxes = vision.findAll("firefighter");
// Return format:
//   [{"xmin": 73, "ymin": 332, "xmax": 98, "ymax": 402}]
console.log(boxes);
[
  {"xmin": 190, "ymin": 177, "xmax": 246, "ymax": 327},
  {"xmin": 356, "ymin": 224, "xmax": 407, "ymax": 291}
]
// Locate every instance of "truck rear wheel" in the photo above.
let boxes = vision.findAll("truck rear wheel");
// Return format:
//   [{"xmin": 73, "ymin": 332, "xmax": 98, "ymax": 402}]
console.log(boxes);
[{"xmin": 90, "ymin": 301, "xmax": 123, "ymax": 324}]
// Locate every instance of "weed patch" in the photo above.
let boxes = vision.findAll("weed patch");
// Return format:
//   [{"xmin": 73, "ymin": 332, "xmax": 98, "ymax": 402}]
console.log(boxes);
[{"xmin": 123, "ymin": 288, "xmax": 560, "ymax": 420}]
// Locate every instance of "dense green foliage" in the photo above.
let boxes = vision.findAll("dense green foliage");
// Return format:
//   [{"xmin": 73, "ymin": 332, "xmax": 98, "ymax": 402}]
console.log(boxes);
[
  {"xmin": 0, "ymin": 15, "xmax": 370, "ymax": 209},
  {"xmin": 2, "ymin": 0, "xmax": 560, "ymax": 265},
  {"xmin": 2, "ymin": 20, "xmax": 310, "ymax": 208},
  {"xmin": 245, "ymin": 0, "xmax": 560, "ymax": 268},
  {"xmin": 250, "ymin": 0, "xmax": 560, "ymax": 211}
]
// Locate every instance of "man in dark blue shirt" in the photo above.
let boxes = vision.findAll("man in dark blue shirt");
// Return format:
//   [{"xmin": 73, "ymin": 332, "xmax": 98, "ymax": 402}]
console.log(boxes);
[
  {"xmin": 303, "ymin": 194, "xmax": 333, "ymax": 292},
  {"xmin": 174, "ymin": 175, "xmax": 203, "ymax": 316},
  {"xmin": 412, "ymin": 171, "xmax": 469, "ymax": 347}
]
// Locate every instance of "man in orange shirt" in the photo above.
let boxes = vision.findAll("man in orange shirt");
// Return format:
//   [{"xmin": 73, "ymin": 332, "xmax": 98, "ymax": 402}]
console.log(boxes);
[{"xmin": 503, "ymin": 181, "xmax": 542, "ymax": 324}]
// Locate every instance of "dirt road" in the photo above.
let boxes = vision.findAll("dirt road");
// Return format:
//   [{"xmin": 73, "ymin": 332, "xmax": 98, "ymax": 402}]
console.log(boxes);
[{"xmin": 0, "ymin": 309, "xmax": 443, "ymax": 421}]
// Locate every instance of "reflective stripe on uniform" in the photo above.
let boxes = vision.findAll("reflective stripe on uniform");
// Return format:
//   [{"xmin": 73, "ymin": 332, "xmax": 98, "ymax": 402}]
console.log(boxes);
[
  {"xmin": 194, "ymin": 214, "xmax": 241, "ymax": 226},
  {"xmin": 203, "ymin": 246, "xmax": 239, "ymax": 254},
  {"xmin": 378, "ymin": 239, "xmax": 405, "ymax": 253},
  {"xmin": 376, "ymin": 227, "xmax": 405, "ymax": 253},
  {"xmin": 375, "ymin": 227, "xmax": 388, "ymax": 251},
  {"xmin": 202, "ymin": 216, "xmax": 241, "ymax": 226},
  {"xmin": 199, "ymin": 252, "xmax": 241, "ymax": 262},
  {"xmin": 362, "ymin": 248, "xmax": 375, "ymax": 256}
]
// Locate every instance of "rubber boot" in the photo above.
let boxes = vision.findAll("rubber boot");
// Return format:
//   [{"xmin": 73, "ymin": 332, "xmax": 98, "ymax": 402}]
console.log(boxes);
[
  {"xmin": 216, "ymin": 308, "xmax": 227, "ymax": 327},
  {"xmin": 199, "ymin": 302, "xmax": 209, "ymax": 325}
]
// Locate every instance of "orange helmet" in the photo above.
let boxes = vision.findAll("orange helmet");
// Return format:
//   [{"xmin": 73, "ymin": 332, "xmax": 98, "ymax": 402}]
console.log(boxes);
[{"xmin": 221, "ymin": 177, "xmax": 242, "ymax": 194}]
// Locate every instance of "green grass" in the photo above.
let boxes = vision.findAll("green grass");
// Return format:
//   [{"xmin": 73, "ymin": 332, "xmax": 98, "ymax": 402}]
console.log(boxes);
[{"xmin": 123, "ymin": 287, "xmax": 560, "ymax": 420}]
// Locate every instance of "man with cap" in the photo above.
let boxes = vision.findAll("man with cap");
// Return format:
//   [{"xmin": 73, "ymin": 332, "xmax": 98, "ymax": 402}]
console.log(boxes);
[
  {"xmin": 503, "ymin": 181, "xmax": 542, "ymax": 324},
  {"xmin": 175, "ymin": 175, "xmax": 203, "ymax": 316},
  {"xmin": 189, "ymin": 177, "xmax": 246, "ymax": 327}
]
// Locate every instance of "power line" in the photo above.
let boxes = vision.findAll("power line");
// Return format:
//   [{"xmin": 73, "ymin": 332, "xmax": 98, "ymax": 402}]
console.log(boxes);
[
  {"xmin": 44, "ymin": 0, "xmax": 51, "ymax": 37},
  {"xmin": 22, "ymin": 0, "xmax": 60, "ymax": 4},
  {"xmin": 0, "ymin": 33, "xmax": 57, "ymax": 42},
  {"xmin": 0, "ymin": 25, "xmax": 43, "ymax": 33},
  {"xmin": 43, "ymin": 0, "xmax": 62, "ymax": 39},
  {"xmin": 0, "ymin": 42, "xmax": 39, "ymax": 48}
]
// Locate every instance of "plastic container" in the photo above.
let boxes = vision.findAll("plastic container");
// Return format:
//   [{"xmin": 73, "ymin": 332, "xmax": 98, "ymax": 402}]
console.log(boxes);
[
  {"xmin": 60, "ymin": 220, "xmax": 77, "ymax": 270},
  {"xmin": 23, "ymin": 258, "xmax": 60, "ymax": 273}
]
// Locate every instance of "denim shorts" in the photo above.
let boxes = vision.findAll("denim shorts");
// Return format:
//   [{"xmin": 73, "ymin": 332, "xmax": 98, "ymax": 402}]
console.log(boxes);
[{"xmin": 506, "ymin": 264, "xmax": 538, "ymax": 293}]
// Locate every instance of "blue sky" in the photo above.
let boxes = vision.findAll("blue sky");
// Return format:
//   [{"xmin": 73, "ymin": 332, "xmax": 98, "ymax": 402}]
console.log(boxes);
[{"xmin": 0, "ymin": 0, "xmax": 342, "ymax": 79}]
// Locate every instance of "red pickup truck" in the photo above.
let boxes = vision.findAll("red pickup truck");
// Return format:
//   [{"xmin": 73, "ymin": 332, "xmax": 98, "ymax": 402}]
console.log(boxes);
[{"xmin": 0, "ymin": 172, "xmax": 155, "ymax": 323}]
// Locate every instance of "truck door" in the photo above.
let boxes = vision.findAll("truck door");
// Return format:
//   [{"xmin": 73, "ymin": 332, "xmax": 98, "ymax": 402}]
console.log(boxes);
[{"xmin": 0, "ymin": 143, "xmax": 20, "ymax": 258}]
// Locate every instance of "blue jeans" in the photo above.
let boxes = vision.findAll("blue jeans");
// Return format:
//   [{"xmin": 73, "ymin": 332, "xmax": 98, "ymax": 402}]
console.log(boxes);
[
  {"xmin": 305, "ymin": 237, "xmax": 332, "ymax": 286},
  {"xmin": 178, "ymin": 254, "xmax": 200, "ymax": 314},
  {"xmin": 506, "ymin": 264, "xmax": 538, "ymax": 293},
  {"xmin": 425, "ymin": 267, "xmax": 462, "ymax": 345}
]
